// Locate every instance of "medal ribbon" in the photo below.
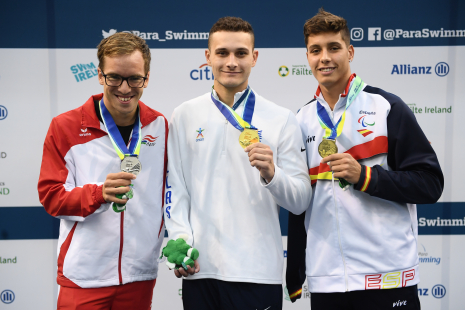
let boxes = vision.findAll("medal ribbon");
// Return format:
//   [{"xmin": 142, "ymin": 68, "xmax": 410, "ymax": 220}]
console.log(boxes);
[
  {"xmin": 99, "ymin": 98, "xmax": 142, "ymax": 160},
  {"xmin": 211, "ymin": 86, "xmax": 257, "ymax": 131},
  {"xmin": 317, "ymin": 75, "xmax": 364, "ymax": 140}
]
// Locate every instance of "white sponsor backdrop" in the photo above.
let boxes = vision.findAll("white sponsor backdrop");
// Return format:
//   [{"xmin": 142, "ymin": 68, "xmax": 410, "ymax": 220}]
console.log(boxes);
[
  {"xmin": 0, "ymin": 237, "xmax": 464, "ymax": 309},
  {"xmin": 1, "ymin": 46, "xmax": 464, "ymax": 309}
]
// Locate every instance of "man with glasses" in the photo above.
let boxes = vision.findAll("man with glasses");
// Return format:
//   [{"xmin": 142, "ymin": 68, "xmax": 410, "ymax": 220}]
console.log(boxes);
[{"xmin": 38, "ymin": 32, "xmax": 167, "ymax": 309}]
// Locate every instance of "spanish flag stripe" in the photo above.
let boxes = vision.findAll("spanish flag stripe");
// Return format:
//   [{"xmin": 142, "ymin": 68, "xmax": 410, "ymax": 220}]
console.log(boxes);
[
  {"xmin": 289, "ymin": 288, "xmax": 302, "ymax": 298},
  {"xmin": 361, "ymin": 166, "xmax": 372, "ymax": 192},
  {"xmin": 308, "ymin": 136, "xmax": 386, "ymax": 185}
]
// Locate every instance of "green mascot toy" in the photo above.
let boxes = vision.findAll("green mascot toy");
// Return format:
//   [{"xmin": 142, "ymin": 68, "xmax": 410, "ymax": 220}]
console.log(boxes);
[
  {"xmin": 112, "ymin": 185, "xmax": 134, "ymax": 213},
  {"xmin": 161, "ymin": 236, "xmax": 199, "ymax": 270}
]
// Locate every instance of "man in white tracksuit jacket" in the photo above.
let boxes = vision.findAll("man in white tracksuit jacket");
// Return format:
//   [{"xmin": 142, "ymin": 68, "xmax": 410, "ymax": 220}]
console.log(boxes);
[
  {"xmin": 286, "ymin": 9, "xmax": 443, "ymax": 310},
  {"xmin": 164, "ymin": 17, "xmax": 312, "ymax": 310}
]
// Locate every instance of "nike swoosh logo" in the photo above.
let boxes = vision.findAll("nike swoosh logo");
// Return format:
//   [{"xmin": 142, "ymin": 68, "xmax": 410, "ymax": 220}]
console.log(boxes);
[
  {"xmin": 256, "ymin": 307, "xmax": 271, "ymax": 310},
  {"xmin": 301, "ymin": 148, "xmax": 306, "ymax": 152}
]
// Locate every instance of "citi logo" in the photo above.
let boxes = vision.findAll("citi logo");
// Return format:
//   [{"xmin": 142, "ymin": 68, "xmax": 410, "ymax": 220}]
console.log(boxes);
[
  {"xmin": 1, "ymin": 290, "xmax": 15, "ymax": 304},
  {"xmin": 142, "ymin": 135, "xmax": 158, "ymax": 146},
  {"xmin": 71, "ymin": 62, "xmax": 97, "ymax": 82},
  {"xmin": 190, "ymin": 64, "xmax": 214, "ymax": 80},
  {"xmin": 79, "ymin": 128, "xmax": 91, "ymax": 137},
  {"xmin": 391, "ymin": 62, "xmax": 449, "ymax": 76},
  {"xmin": 393, "ymin": 300, "xmax": 407, "ymax": 307},
  {"xmin": 0, "ymin": 105, "xmax": 8, "ymax": 120}
]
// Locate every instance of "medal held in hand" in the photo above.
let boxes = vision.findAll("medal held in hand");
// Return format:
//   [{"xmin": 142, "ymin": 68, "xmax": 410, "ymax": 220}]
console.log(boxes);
[
  {"xmin": 316, "ymin": 75, "xmax": 364, "ymax": 189},
  {"xmin": 239, "ymin": 128, "xmax": 260, "ymax": 149},
  {"xmin": 318, "ymin": 139, "xmax": 338, "ymax": 158},
  {"xmin": 99, "ymin": 98, "xmax": 142, "ymax": 212},
  {"xmin": 211, "ymin": 86, "xmax": 260, "ymax": 149},
  {"xmin": 120, "ymin": 156, "xmax": 142, "ymax": 175}
]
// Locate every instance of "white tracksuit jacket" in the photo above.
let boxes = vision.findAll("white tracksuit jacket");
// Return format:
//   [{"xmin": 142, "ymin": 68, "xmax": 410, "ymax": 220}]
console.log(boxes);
[
  {"xmin": 293, "ymin": 75, "xmax": 443, "ymax": 293},
  {"xmin": 165, "ymin": 88, "xmax": 312, "ymax": 284}
]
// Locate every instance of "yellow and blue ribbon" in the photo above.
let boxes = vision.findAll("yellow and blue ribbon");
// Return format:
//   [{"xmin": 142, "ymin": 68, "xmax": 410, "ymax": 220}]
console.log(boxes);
[
  {"xmin": 316, "ymin": 75, "xmax": 364, "ymax": 140},
  {"xmin": 99, "ymin": 99, "xmax": 142, "ymax": 160},
  {"xmin": 211, "ymin": 86, "xmax": 257, "ymax": 131}
]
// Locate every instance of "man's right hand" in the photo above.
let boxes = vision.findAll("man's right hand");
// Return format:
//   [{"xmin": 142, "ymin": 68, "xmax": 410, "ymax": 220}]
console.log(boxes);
[
  {"xmin": 102, "ymin": 172, "xmax": 136, "ymax": 204},
  {"xmin": 174, "ymin": 260, "xmax": 200, "ymax": 278}
]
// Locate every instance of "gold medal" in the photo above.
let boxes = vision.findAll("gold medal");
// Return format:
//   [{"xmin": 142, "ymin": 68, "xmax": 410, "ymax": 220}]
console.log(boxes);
[
  {"xmin": 239, "ymin": 128, "xmax": 260, "ymax": 149},
  {"xmin": 318, "ymin": 139, "xmax": 338, "ymax": 158}
]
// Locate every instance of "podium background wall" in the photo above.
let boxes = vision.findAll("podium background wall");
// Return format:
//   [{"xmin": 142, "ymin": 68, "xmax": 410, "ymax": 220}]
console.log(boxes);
[{"xmin": 1, "ymin": 0, "xmax": 464, "ymax": 309}]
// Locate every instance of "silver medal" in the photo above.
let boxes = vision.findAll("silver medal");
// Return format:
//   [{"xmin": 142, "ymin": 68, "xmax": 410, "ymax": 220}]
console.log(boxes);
[{"xmin": 120, "ymin": 156, "xmax": 142, "ymax": 175}]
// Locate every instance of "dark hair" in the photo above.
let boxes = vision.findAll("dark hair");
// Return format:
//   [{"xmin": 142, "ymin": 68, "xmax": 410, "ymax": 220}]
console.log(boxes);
[
  {"xmin": 97, "ymin": 32, "xmax": 151, "ymax": 74},
  {"xmin": 303, "ymin": 8, "xmax": 350, "ymax": 47},
  {"xmin": 208, "ymin": 16, "xmax": 254, "ymax": 49}
]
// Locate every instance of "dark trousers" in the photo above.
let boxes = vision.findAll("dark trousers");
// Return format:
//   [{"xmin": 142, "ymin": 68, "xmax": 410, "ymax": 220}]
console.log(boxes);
[
  {"xmin": 311, "ymin": 285, "xmax": 420, "ymax": 310},
  {"xmin": 182, "ymin": 278, "xmax": 283, "ymax": 310}
]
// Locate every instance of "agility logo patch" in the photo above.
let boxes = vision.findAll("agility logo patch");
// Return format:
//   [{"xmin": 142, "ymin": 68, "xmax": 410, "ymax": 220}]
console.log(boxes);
[{"xmin": 196, "ymin": 128, "xmax": 205, "ymax": 142}]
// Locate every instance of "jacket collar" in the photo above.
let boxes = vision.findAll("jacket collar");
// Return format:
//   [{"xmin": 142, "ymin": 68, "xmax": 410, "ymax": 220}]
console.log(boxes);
[
  {"xmin": 81, "ymin": 94, "xmax": 158, "ymax": 130},
  {"xmin": 314, "ymin": 73, "xmax": 357, "ymax": 100}
]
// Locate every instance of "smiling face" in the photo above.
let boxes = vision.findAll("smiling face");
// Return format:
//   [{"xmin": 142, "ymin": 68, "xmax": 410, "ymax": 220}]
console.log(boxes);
[
  {"xmin": 98, "ymin": 50, "xmax": 149, "ymax": 126},
  {"xmin": 306, "ymin": 31, "xmax": 354, "ymax": 94},
  {"xmin": 205, "ymin": 31, "xmax": 258, "ymax": 93}
]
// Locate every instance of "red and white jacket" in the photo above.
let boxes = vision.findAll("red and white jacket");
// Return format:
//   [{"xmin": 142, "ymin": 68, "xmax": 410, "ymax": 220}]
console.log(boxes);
[{"xmin": 38, "ymin": 94, "xmax": 168, "ymax": 288}]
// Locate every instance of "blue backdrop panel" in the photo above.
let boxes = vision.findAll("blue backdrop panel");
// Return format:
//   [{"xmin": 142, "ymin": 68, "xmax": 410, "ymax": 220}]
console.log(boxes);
[{"xmin": 1, "ymin": 0, "xmax": 464, "ymax": 48}]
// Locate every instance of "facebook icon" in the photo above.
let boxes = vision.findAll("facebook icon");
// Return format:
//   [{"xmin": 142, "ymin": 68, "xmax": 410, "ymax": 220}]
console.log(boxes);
[{"xmin": 368, "ymin": 27, "xmax": 382, "ymax": 41}]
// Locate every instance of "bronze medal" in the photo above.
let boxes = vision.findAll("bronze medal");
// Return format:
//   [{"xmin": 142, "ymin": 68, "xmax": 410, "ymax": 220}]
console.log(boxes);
[
  {"xmin": 239, "ymin": 128, "xmax": 260, "ymax": 149},
  {"xmin": 318, "ymin": 139, "xmax": 338, "ymax": 158}
]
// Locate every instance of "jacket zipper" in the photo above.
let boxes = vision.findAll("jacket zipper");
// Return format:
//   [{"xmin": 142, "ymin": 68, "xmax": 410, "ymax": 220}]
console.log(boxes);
[
  {"xmin": 330, "ymin": 109, "xmax": 349, "ymax": 291},
  {"xmin": 118, "ymin": 212, "xmax": 124, "ymax": 284},
  {"xmin": 222, "ymin": 119, "xmax": 228, "ymax": 153}
]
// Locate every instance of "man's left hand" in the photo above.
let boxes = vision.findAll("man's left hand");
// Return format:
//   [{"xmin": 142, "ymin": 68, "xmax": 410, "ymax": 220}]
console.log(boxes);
[
  {"xmin": 245, "ymin": 143, "xmax": 275, "ymax": 183},
  {"xmin": 321, "ymin": 153, "xmax": 361, "ymax": 184}
]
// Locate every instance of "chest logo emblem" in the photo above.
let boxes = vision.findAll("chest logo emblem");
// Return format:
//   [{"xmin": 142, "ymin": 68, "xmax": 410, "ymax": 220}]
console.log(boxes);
[
  {"xmin": 142, "ymin": 135, "xmax": 158, "ymax": 146},
  {"xmin": 358, "ymin": 115, "xmax": 375, "ymax": 127},
  {"xmin": 196, "ymin": 128, "xmax": 205, "ymax": 142}
]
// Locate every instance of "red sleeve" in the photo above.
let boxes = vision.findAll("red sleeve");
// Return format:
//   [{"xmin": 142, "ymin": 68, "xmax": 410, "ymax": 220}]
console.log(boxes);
[{"xmin": 38, "ymin": 117, "xmax": 106, "ymax": 220}]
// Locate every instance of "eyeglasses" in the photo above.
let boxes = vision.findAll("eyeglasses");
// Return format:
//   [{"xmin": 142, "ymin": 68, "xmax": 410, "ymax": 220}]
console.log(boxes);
[{"xmin": 101, "ymin": 70, "xmax": 147, "ymax": 88}]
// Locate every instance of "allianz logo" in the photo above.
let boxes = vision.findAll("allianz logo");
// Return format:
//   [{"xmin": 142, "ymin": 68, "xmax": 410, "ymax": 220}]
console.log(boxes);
[
  {"xmin": 103, "ymin": 29, "xmax": 209, "ymax": 42},
  {"xmin": 391, "ymin": 62, "xmax": 449, "ymax": 77}
]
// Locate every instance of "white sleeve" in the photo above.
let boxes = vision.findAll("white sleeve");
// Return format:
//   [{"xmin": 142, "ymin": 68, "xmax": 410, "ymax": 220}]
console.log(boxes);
[
  {"xmin": 261, "ymin": 111, "xmax": 312, "ymax": 215},
  {"xmin": 164, "ymin": 110, "xmax": 194, "ymax": 245}
]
